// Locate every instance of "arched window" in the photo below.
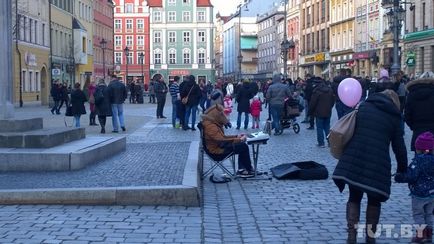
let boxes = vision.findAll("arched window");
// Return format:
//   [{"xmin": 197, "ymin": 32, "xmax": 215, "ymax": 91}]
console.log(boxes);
[
  {"xmin": 198, "ymin": 48, "xmax": 206, "ymax": 64},
  {"xmin": 154, "ymin": 49, "xmax": 162, "ymax": 64}
]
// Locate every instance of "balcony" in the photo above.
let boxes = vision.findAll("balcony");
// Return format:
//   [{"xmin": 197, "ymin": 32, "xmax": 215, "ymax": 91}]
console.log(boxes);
[{"xmin": 73, "ymin": 18, "xmax": 88, "ymax": 65}]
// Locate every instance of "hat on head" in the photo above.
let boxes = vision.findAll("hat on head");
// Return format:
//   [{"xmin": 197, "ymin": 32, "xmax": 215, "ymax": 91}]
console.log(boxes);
[
  {"xmin": 415, "ymin": 132, "xmax": 434, "ymax": 151},
  {"xmin": 379, "ymin": 69, "xmax": 389, "ymax": 79}
]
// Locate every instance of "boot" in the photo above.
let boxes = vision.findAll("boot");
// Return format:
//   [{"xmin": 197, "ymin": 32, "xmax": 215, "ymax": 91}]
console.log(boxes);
[
  {"xmin": 100, "ymin": 126, "xmax": 105, "ymax": 134},
  {"xmin": 346, "ymin": 202, "xmax": 360, "ymax": 244},
  {"xmin": 425, "ymin": 226, "xmax": 433, "ymax": 243},
  {"xmin": 365, "ymin": 205, "xmax": 381, "ymax": 244}
]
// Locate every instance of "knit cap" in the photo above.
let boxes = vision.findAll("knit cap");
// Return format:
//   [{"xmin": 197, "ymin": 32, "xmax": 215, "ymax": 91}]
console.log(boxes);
[{"xmin": 415, "ymin": 132, "xmax": 434, "ymax": 151}]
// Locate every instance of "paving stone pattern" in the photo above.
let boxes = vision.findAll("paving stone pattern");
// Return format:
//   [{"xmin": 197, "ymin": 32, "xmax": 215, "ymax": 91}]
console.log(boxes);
[{"xmin": 0, "ymin": 101, "xmax": 418, "ymax": 243}]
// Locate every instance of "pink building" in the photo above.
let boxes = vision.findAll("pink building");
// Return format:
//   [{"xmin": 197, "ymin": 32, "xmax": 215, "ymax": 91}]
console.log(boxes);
[{"xmin": 93, "ymin": 0, "xmax": 115, "ymax": 80}]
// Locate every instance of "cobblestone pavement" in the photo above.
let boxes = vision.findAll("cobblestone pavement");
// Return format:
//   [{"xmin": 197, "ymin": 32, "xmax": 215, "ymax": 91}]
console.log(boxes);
[{"xmin": 1, "ymin": 100, "xmax": 417, "ymax": 243}]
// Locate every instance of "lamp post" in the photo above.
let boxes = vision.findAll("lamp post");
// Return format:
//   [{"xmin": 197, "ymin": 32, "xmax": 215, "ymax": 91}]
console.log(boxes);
[
  {"xmin": 383, "ymin": 0, "xmax": 406, "ymax": 75},
  {"xmin": 237, "ymin": 3, "xmax": 249, "ymax": 81},
  {"xmin": 100, "ymin": 38, "xmax": 107, "ymax": 80},
  {"xmin": 124, "ymin": 46, "xmax": 130, "ymax": 83},
  {"xmin": 138, "ymin": 52, "xmax": 144, "ymax": 83},
  {"xmin": 280, "ymin": 0, "xmax": 289, "ymax": 79}
]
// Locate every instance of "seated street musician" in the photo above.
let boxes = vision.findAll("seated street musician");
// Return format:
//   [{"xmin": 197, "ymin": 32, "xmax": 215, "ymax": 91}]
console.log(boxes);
[{"xmin": 201, "ymin": 104, "xmax": 255, "ymax": 178}]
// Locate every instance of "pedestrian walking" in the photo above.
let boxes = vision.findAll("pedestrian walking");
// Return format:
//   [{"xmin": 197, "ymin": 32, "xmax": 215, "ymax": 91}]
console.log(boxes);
[
  {"xmin": 70, "ymin": 82, "xmax": 87, "ymax": 128},
  {"xmin": 250, "ymin": 96, "xmax": 262, "ymax": 129},
  {"xmin": 235, "ymin": 80, "xmax": 254, "ymax": 130},
  {"xmin": 395, "ymin": 132, "xmax": 434, "ymax": 243},
  {"xmin": 57, "ymin": 82, "xmax": 69, "ymax": 114},
  {"xmin": 169, "ymin": 76, "xmax": 181, "ymax": 128},
  {"xmin": 180, "ymin": 75, "xmax": 201, "ymax": 131},
  {"xmin": 266, "ymin": 74, "xmax": 291, "ymax": 135},
  {"xmin": 88, "ymin": 81, "xmax": 98, "ymax": 126},
  {"xmin": 50, "ymin": 80, "xmax": 62, "ymax": 115},
  {"xmin": 107, "ymin": 75, "xmax": 128, "ymax": 133},
  {"xmin": 94, "ymin": 79, "xmax": 112, "ymax": 134},
  {"xmin": 148, "ymin": 80, "xmax": 156, "ymax": 104},
  {"xmin": 332, "ymin": 89, "xmax": 408, "ymax": 244},
  {"xmin": 154, "ymin": 75, "xmax": 168, "ymax": 119}
]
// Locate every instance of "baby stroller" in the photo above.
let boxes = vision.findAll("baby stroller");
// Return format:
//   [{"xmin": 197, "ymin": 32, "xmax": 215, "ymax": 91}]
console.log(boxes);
[{"xmin": 280, "ymin": 97, "xmax": 301, "ymax": 134}]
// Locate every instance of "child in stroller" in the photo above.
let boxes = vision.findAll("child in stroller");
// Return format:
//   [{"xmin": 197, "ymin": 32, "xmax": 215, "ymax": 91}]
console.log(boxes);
[{"xmin": 280, "ymin": 97, "xmax": 301, "ymax": 134}]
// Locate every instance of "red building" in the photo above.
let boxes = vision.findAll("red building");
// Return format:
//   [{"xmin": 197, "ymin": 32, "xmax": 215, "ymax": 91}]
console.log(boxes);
[
  {"xmin": 288, "ymin": 13, "xmax": 300, "ymax": 80},
  {"xmin": 113, "ymin": 0, "xmax": 150, "ymax": 85},
  {"xmin": 94, "ymin": 0, "xmax": 115, "ymax": 81}
]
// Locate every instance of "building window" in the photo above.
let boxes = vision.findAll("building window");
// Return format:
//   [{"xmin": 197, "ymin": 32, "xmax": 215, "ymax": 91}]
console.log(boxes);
[
  {"xmin": 115, "ymin": 52, "xmax": 122, "ymax": 64},
  {"xmin": 197, "ymin": 11, "xmax": 205, "ymax": 22},
  {"xmin": 35, "ymin": 71, "xmax": 40, "ymax": 91},
  {"xmin": 137, "ymin": 35, "xmax": 144, "ymax": 46},
  {"xmin": 321, "ymin": 0, "xmax": 326, "ymax": 23},
  {"xmin": 183, "ymin": 31, "xmax": 190, "ymax": 43},
  {"xmin": 126, "ymin": 53, "xmax": 133, "ymax": 64},
  {"xmin": 42, "ymin": 23, "xmax": 45, "ymax": 46},
  {"xmin": 28, "ymin": 71, "xmax": 33, "ymax": 92},
  {"xmin": 114, "ymin": 35, "xmax": 122, "ymax": 46},
  {"xmin": 183, "ymin": 11, "xmax": 191, "ymax": 22},
  {"xmin": 22, "ymin": 70, "xmax": 26, "ymax": 92},
  {"xmin": 137, "ymin": 19, "xmax": 144, "ymax": 30},
  {"xmin": 168, "ymin": 0, "xmax": 176, "ymax": 5},
  {"xmin": 183, "ymin": 49, "xmax": 190, "ymax": 64},
  {"xmin": 169, "ymin": 49, "xmax": 176, "ymax": 64},
  {"xmin": 168, "ymin": 11, "xmax": 176, "ymax": 22},
  {"xmin": 168, "ymin": 31, "xmax": 176, "ymax": 43},
  {"xmin": 125, "ymin": 3, "xmax": 133, "ymax": 13},
  {"xmin": 126, "ymin": 35, "xmax": 133, "ymax": 46},
  {"xmin": 153, "ymin": 11, "xmax": 161, "ymax": 22},
  {"xmin": 198, "ymin": 49, "xmax": 205, "ymax": 64},
  {"xmin": 154, "ymin": 31, "xmax": 161, "ymax": 43},
  {"xmin": 126, "ymin": 19, "xmax": 133, "ymax": 30},
  {"xmin": 421, "ymin": 47, "xmax": 425, "ymax": 72},
  {"xmin": 137, "ymin": 52, "xmax": 144, "ymax": 64},
  {"xmin": 154, "ymin": 49, "xmax": 162, "ymax": 64},
  {"xmin": 115, "ymin": 19, "xmax": 122, "ymax": 30},
  {"xmin": 183, "ymin": 0, "xmax": 190, "ymax": 4},
  {"xmin": 198, "ymin": 31, "xmax": 206, "ymax": 42},
  {"xmin": 422, "ymin": 2, "xmax": 426, "ymax": 29}
]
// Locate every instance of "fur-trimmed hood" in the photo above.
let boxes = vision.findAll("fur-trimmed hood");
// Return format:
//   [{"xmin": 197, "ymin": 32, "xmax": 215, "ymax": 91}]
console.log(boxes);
[
  {"xmin": 406, "ymin": 78, "xmax": 434, "ymax": 91},
  {"xmin": 201, "ymin": 104, "xmax": 229, "ymax": 127}
]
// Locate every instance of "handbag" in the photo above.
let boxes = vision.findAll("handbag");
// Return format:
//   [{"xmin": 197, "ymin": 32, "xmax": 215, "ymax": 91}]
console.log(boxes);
[
  {"xmin": 65, "ymin": 105, "xmax": 73, "ymax": 117},
  {"xmin": 328, "ymin": 104, "xmax": 360, "ymax": 159},
  {"xmin": 182, "ymin": 86, "xmax": 194, "ymax": 105}
]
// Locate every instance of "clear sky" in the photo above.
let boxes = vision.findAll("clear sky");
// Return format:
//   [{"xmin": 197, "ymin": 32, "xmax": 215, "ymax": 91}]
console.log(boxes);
[{"xmin": 210, "ymin": 0, "xmax": 242, "ymax": 16}]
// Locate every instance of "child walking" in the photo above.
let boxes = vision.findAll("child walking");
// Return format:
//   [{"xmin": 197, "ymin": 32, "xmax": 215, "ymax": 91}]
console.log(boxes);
[
  {"xmin": 223, "ymin": 94, "xmax": 233, "ymax": 117},
  {"xmin": 395, "ymin": 131, "xmax": 434, "ymax": 243},
  {"xmin": 250, "ymin": 96, "xmax": 261, "ymax": 129}
]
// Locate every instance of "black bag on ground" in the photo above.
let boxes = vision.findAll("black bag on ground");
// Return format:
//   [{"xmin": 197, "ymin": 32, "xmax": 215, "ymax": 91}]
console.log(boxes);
[{"xmin": 270, "ymin": 161, "xmax": 328, "ymax": 180}]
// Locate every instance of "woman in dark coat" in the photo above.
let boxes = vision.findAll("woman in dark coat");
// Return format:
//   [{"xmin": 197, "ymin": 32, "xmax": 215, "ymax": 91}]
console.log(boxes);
[
  {"xmin": 180, "ymin": 75, "xmax": 201, "ymax": 131},
  {"xmin": 235, "ymin": 80, "xmax": 254, "ymax": 130},
  {"xmin": 94, "ymin": 79, "xmax": 112, "ymax": 134},
  {"xmin": 70, "ymin": 82, "xmax": 87, "ymax": 128},
  {"xmin": 332, "ymin": 90, "xmax": 408, "ymax": 244},
  {"xmin": 404, "ymin": 77, "xmax": 434, "ymax": 151}
]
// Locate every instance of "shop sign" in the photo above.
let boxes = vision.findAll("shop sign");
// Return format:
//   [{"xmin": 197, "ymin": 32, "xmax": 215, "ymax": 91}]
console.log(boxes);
[
  {"xmin": 315, "ymin": 53, "xmax": 325, "ymax": 62},
  {"xmin": 52, "ymin": 69, "xmax": 61, "ymax": 76},
  {"xmin": 354, "ymin": 52, "xmax": 370, "ymax": 59},
  {"xmin": 406, "ymin": 52, "xmax": 416, "ymax": 67},
  {"xmin": 25, "ymin": 52, "xmax": 37, "ymax": 66},
  {"xmin": 170, "ymin": 70, "xmax": 190, "ymax": 76},
  {"xmin": 305, "ymin": 55, "xmax": 315, "ymax": 63}
]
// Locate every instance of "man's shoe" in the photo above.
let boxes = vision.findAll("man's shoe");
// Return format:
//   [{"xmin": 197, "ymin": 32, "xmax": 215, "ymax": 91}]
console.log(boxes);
[
  {"xmin": 317, "ymin": 144, "xmax": 325, "ymax": 148},
  {"xmin": 306, "ymin": 126, "xmax": 314, "ymax": 130},
  {"xmin": 160, "ymin": 116, "xmax": 167, "ymax": 119},
  {"xmin": 183, "ymin": 126, "xmax": 191, "ymax": 131},
  {"xmin": 191, "ymin": 127, "xmax": 196, "ymax": 131},
  {"xmin": 51, "ymin": 110, "xmax": 55, "ymax": 115},
  {"xmin": 121, "ymin": 126, "xmax": 126, "ymax": 132},
  {"xmin": 112, "ymin": 130, "xmax": 119, "ymax": 133},
  {"xmin": 301, "ymin": 120, "xmax": 308, "ymax": 123},
  {"xmin": 236, "ymin": 127, "xmax": 240, "ymax": 130},
  {"xmin": 100, "ymin": 128, "xmax": 105, "ymax": 134},
  {"xmin": 274, "ymin": 130, "xmax": 283, "ymax": 135}
]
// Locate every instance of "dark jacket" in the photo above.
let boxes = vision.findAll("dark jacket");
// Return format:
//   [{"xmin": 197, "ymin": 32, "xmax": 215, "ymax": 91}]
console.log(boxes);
[
  {"xmin": 50, "ymin": 84, "xmax": 62, "ymax": 101},
  {"xmin": 236, "ymin": 82, "xmax": 254, "ymax": 113},
  {"xmin": 332, "ymin": 93, "xmax": 408, "ymax": 202},
  {"xmin": 60, "ymin": 85, "xmax": 69, "ymax": 101},
  {"xmin": 309, "ymin": 83, "xmax": 335, "ymax": 118},
  {"xmin": 107, "ymin": 79, "xmax": 127, "ymax": 104},
  {"xmin": 395, "ymin": 154, "xmax": 434, "ymax": 198},
  {"xmin": 180, "ymin": 81, "xmax": 201, "ymax": 107},
  {"xmin": 70, "ymin": 89, "xmax": 87, "ymax": 116},
  {"xmin": 154, "ymin": 80, "xmax": 168, "ymax": 98},
  {"xmin": 404, "ymin": 78, "xmax": 434, "ymax": 151},
  {"xmin": 94, "ymin": 83, "xmax": 112, "ymax": 117}
]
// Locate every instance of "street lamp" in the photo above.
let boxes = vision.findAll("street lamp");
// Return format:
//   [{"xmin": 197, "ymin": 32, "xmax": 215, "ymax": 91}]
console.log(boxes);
[
  {"xmin": 237, "ymin": 3, "xmax": 248, "ymax": 81},
  {"xmin": 100, "ymin": 38, "xmax": 107, "ymax": 80},
  {"xmin": 280, "ymin": 0, "xmax": 291, "ymax": 79},
  {"xmin": 383, "ymin": 0, "xmax": 407, "ymax": 75},
  {"xmin": 124, "ymin": 46, "xmax": 130, "ymax": 83},
  {"xmin": 138, "ymin": 52, "xmax": 144, "ymax": 83}
]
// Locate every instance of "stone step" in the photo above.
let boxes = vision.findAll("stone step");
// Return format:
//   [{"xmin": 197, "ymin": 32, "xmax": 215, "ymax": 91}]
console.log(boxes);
[
  {"xmin": 0, "ymin": 127, "xmax": 85, "ymax": 148},
  {"xmin": 0, "ymin": 136, "xmax": 126, "ymax": 171},
  {"xmin": 0, "ymin": 118, "xmax": 43, "ymax": 133}
]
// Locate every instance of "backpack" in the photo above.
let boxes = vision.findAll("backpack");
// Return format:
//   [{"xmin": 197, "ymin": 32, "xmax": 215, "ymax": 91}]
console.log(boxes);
[
  {"xmin": 328, "ymin": 104, "xmax": 359, "ymax": 159},
  {"xmin": 94, "ymin": 88, "xmax": 104, "ymax": 105}
]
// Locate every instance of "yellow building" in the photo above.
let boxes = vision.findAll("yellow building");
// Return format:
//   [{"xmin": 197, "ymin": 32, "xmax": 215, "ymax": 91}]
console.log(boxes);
[
  {"xmin": 74, "ymin": 0, "xmax": 94, "ymax": 85},
  {"xmin": 12, "ymin": 0, "xmax": 50, "ymax": 105},
  {"xmin": 330, "ymin": 0, "xmax": 355, "ymax": 78}
]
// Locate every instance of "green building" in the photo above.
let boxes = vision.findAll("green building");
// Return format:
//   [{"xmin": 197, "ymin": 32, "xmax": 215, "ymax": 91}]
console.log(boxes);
[{"xmin": 149, "ymin": 0, "xmax": 215, "ymax": 83}]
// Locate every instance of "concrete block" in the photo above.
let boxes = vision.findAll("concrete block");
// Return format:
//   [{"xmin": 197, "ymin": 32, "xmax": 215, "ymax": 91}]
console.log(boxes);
[
  {"xmin": 0, "ymin": 118, "xmax": 43, "ymax": 132},
  {"xmin": 23, "ymin": 128, "xmax": 85, "ymax": 148},
  {"xmin": 115, "ymin": 186, "xmax": 200, "ymax": 206},
  {"xmin": 0, "ymin": 152, "xmax": 70, "ymax": 171}
]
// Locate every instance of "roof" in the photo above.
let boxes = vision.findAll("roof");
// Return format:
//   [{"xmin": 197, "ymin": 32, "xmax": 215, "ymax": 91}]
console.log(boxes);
[
  {"xmin": 147, "ymin": 0, "xmax": 162, "ymax": 7},
  {"xmin": 197, "ymin": 0, "xmax": 212, "ymax": 7}
]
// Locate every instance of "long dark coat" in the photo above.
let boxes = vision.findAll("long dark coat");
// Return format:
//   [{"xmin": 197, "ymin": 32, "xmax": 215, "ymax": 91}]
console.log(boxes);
[
  {"xmin": 404, "ymin": 78, "xmax": 434, "ymax": 151},
  {"xmin": 70, "ymin": 89, "xmax": 87, "ymax": 116},
  {"xmin": 180, "ymin": 81, "xmax": 201, "ymax": 107},
  {"xmin": 332, "ymin": 93, "xmax": 408, "ymax": 202},
  {"xmin": 236, "ymin": 82, "xmax": 253, "ymax": 113},
  {"xmin": 94, "ymin": 83, "xmax": 112, "ymax": 117}
]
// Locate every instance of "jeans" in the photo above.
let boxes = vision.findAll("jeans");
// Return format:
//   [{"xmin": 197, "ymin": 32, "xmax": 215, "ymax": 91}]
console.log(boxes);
[
  {"xmin": 111, "ymin": 103, "xmax": 125, "ymax": 132},
  {"xmin": 74, "ymin": 115, "xmax": 81, "ymax": 127},
  {"xmin": 412, "ymin": 197, "xmax": 434, "ymax": 227},
  {"xmin": 51, "ymin": 100, "xmax": 60, "ymax": 113},
  {"xmin": 303, "ymin": 99, "xmax": 309, "ymax": 121},
  {"xmin": 270, "ymin": 104, "xmax": 283, "ymax": 133},
  {"xmin": 172, "ymin": 99, "xmax": 178, "ymax": 127},
  {"xmin": 315, "ymin": 117, "xmax": 331, "ymax": 145},
  {"xmin": 223, "ymin": 142, "xmax": 253, "ymax": 171},
  {"xmin": 156, "ymin": 96, "xmax": 166, "ymax": 117},
  {"xmin": 184, "ymin": 105, "xmax": 198, "ymax": 128},
  {"xmin": 236, "ymin": 112, "xmax": 250, "ymax": 129},
  {"xmin": 200, "ymin": 97, "xmax": 207, "ymax": 112}
]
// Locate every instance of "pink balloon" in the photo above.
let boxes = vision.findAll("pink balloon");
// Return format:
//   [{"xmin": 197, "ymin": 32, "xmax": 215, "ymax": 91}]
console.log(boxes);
[{"xmin": 338, "ymin": 78, "xmax": 362, "ymax": 107}]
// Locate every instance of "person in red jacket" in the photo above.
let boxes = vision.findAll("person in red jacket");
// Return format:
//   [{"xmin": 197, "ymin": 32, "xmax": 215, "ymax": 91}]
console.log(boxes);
[{"xmin": 250, "ymin": 96, "xmax": 262, "ymax": 129}]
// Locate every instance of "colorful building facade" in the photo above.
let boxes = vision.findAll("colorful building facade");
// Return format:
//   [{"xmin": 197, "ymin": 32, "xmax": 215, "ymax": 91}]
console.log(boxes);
[
  {"xmin": 113, "ymin": 0, "xmax": 150, "ymax": 84},
  {"xmin": 93, "ymin": 0, "xmax": 115, "ymax": 81},
  {"xmin": 149, "ymin": 0, "xmax": 215, "ymax": 83},
  {"xmin": 12, "ymin": 0, "xmax": 50, "ymax": 105},
  {"xmin": 288, "ymin": 0, "xmax": 301, "ymax": 80}
]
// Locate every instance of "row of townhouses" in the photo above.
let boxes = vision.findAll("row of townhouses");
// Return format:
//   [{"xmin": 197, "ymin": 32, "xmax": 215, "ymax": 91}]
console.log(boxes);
[{"xmin": 215, "ymin": 0, "xmax": 434, "ymax": 81}]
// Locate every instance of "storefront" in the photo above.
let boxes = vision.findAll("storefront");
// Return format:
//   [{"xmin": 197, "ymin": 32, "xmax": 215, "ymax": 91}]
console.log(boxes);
[
  {"xmin": 330, "ymin": 52, "xmax": 354, "ymax": 78},
  {"xmin": 150, "ymin": 68, "xmax": 215, "ymax": 84},
  {"xmin": 353, "ymin": 50, "xmax": 379, "ymax": 78},
  {"xmin": 299, "ymin": 52, "xmax": 330, "ymax": 79}
]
